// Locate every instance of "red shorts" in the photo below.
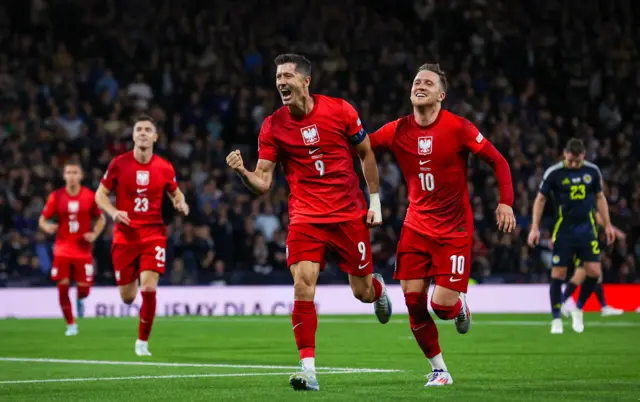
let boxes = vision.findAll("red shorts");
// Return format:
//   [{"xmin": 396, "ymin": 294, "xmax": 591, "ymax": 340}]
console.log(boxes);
[
  {"xmin": 51, "ymin": 255, "xmax": 95, "ymax": 284},
  {"xmin": 286, "ymin": 217, "xmax": 373, "ymax": 277},
  {"xmin": 111, "ymin": 238, "xmax": 167, "ymax": 286},
  {"xmin": 394, "ymin": 226, "xmax": 472, "ymax": 293}
]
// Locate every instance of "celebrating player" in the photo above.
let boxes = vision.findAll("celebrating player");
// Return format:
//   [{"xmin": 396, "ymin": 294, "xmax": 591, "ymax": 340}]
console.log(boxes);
[
  {"xmin": 528, "ymin": 138, "xmax": 615, "ymax": 334},
  {"xmin": 39, "ymin": 162, "xmax": 105, "ymax": 336},
  {"xmin": 226, "ymin": 53, "xmax": 392, "ymax": 392},
  {"xmin": 95, "ymin": 115, "xmax": 189, "ymax": 356},
  {"xmin": 365, "ymin": 63, "xmax": 515, "ymax": 387}
]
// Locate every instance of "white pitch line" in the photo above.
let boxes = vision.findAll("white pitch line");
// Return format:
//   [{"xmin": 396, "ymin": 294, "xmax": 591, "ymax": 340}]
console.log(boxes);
[
  {"xmin": 0, "ymin": 370, "xmax": 374, "ymax": 385},
  {"xmin": 0, "ymin": 357, "xmax": 402, "ymax": 373},
  {"xmin": 164, "ymin": 317, "xmax": 640, "ymax": 327}
]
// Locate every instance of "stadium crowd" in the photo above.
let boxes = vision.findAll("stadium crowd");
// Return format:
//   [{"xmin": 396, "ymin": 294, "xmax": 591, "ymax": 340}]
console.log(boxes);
[{"xmin": 0, "ymin": 0, "xmax": 638, "ymax": 287}]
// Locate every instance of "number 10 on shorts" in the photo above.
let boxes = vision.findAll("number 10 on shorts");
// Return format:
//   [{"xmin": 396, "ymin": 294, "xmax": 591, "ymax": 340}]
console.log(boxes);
[{"xmin": 450, "ymin": 255, "xmax": 465, "ymax": 275}]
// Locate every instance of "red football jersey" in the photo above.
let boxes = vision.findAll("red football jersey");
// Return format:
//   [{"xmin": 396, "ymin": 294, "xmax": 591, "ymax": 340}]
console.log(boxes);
[
  {"xmin": 258, "ymin": 95, "xmax": 367, "ymax": 224},
  {"xmin": 42, "ymin": 186, "xmax": 102, "ymax": 258},
  {"xmin": 101, "ymin": 151, "xmax": 178, "ymax": 244},
  {"xmin": 370, "ymin": 109, "xmax": 487, "ymax": 238}
]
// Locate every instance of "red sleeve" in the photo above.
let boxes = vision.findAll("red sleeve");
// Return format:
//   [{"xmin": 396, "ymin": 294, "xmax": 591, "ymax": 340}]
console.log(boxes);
[
  {"xmin": 475, "ymin": 142, "xmax": 515, "ymax": 207},
  {"xmin": 369, "ymin": 120, "xmax": 398, "ymax": 150},
  {"xmin": 42, "ymin": 192, "xmax": 57, "ymax": 219},
  {"xmin": 166, "ymin": 162, "xmax": 178, "ymax": 193},
  {"xmin": 457, "ymin": 118, "xmax": 513, "ymax": 206},
  {"xmin": 342, "ymin": 100, "xmax": 363, "ymax": 136},
  {"xmin": 258, "ymin": 116, "xmax": 278, "ymax": 162},
  {"xmin": 457, "ymin": 119, "xmax": 488, "ymax": 154},
  {"xmin": 101, "ymin": 158, "xmax": 119, "ymax": 190}
]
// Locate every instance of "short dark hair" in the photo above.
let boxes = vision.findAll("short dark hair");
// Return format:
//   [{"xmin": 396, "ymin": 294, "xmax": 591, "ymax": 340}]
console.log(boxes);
[
  {"xmin": 565, "ymin": 138, "xmax": 586, "ymax": 155},
  {"xmin": 417, "ymin": 63, "xmax": 448, "ymax": 93},
  {"xmin": 134, "ymin": 114, "xmax": 156, "ymax": 129},
  {"xmin": 274, "ymin": 53, "xmax": 312, "ymax": 77}
]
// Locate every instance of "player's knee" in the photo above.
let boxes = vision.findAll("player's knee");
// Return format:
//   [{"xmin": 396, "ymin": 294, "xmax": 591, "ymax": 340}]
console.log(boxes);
[
  {"xmin": 121, "ymin": 295, "xmax": 135, "ymax": 305},
  {"xmin": 430, "ymin": 299, "xmax": 457, "ymax": 320},
  {"xmin": 550, "ymin": 269, "xmax": 567, "ymax": 281},
  {"xmin": 350, "ymin": 286, "xmax": 369, "ymax": 303},
  {"xmin": 57, "ymin": 278, "xmax": 70, "ymax": 286},
  {"xmin": 140, "ymin": 283, "xmax": 157, "ymax": 293},
  {"xmin": 293, "ymin": 280, "xmax": 315, "ymax": 300}
]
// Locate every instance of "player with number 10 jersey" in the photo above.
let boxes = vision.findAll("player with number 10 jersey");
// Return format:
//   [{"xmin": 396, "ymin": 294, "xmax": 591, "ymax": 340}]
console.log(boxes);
[{"xmin": 366, "ymin": 63, "xmax": 515, "ymax": 387}]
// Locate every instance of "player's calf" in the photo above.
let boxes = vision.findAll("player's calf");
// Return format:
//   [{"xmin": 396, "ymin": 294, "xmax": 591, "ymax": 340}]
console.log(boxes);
[
  {"xmin": 57, "ymin": 281, "xmax": 76, "ymax": 335},
  {"xmin": 76, "ymin": 283, "xmax": 90, "ymax": 319}
]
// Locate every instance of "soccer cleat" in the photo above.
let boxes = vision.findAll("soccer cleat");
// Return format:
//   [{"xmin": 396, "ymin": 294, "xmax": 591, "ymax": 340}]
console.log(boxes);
[
  {"xmin": 65, "ymin": 323, "xmax": 78, "ymax": 336},
  {"xmin": 76, "ymin": 298, "xmax": 85, "ymax": 319},
  {"xmin": 454, "ymin": 293, "xmax": 471, "ymax": 334},
  {"xmin": 372, "ymin": 273, "xmax": 392, "ymax": 324},
  {"xmin": 550, "ymin": 318, "xmax": 563, "ymax": 334},
  {"xmin": 425, "ymin": 369, "xmax": 453, "ymax": 387},
  {"xmin": 289, "ymin": 362, "xmax": 320, "ymax": 391},
  {"xmin": 135, "ymin": 340, "xmax": 152, "ymax": 356},
  {"xmin": 570, "ymin": 309, "xmax": 584, "ymax": 333},
  {"xmin": 561, "ymin": 302, "xmax": 573, "ymax": 318},
  {"xmin": 601, "ymin": 306, "xmax": 623, "ymax": 317}
]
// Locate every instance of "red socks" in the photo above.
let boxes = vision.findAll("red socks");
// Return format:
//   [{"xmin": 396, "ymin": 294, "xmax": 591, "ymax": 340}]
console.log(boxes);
[
  {"xmin": 291, "ymin": 301, "xmax": 317, "ymax": 359},
  {"xmin": 405, "ymin": 292, "xmax": 441, "ymax": 358},
  {"xmin": 77, "ymin": 285, "xmax": 90, "ymax": 300},
  {"xmin": 372, "ymin": 277, "xmax": 383, "ymax": 301},
  {"xmin": 57, "ymin": 284, "xmax": 75, "ymax": 325},
  {"xmin": 138, "ymin": 291, "xmax": 157, "ymax": 341},
  {"xmin": 431, "ymin": 299, "xmax": 462, "ymax": 320}
]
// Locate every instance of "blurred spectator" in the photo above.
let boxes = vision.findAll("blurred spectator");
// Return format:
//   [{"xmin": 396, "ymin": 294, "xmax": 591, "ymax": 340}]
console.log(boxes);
[{"xmin": 0, "ymin": 0, "xmax": 637, "ymax": 287}]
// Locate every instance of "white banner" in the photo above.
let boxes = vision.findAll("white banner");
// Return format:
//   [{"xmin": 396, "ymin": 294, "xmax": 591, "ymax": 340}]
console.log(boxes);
[{"xmin": 0, "ymin": 285, "xmax": 555, "ymax": 318}]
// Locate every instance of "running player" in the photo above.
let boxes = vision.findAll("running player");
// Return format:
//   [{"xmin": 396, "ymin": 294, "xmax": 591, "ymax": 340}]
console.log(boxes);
[
  {"xmin": 226, "ymin": 53, "xmax": 391, "ymax": 391},
  {"xmin": 39, "ymin": 162, "xmax": 105, "ymax": 335},
  {"xmin": 95, "ymin": 115, "xmax": 189, "ymax": 356},
  {"xmin": 365, "ymin": 63, "xmax": 515, "ymax": 387}
]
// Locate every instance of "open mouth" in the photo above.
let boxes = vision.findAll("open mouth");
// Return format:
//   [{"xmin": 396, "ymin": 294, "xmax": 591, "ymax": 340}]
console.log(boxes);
[
  {"xmin": 280, "ymin": 88, "xmax": 292, "ymax": 102},
  {"xmin": 415, "ymin": 93, "xmax": 427, "ymax": 98}
]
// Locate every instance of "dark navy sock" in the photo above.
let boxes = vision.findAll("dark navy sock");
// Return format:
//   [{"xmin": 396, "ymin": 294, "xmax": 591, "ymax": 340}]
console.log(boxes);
[
  {"xmin": 550, "ymin": 279, "xmax": 563, "ymax": 319},
  {"xmin": 576, "ymin": 276, "xmax": 598, "ymax": 310},
  {"xmin": 594, "ymin": 282, "xmax": 606, "ymax": 307},
  {"xmin": 562, "ymin": 282, "xmax": 577, "ymax": 303}
]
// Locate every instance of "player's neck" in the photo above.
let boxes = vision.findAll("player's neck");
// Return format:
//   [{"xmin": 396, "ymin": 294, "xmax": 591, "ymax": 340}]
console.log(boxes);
[
  {"xmin": 134, "ymin": 147, "xmax": 154, "ymax": 164},
  {"xmin": 414, "ymin": 104, "xmax": 441, "ymax": 127},
  {"xmin": 65, "ymin": 185, "xmax": 80, "ymax": 196},
  {"xmin": 288, "ymin": 94, "xmax": 314, "ymax": 118}
]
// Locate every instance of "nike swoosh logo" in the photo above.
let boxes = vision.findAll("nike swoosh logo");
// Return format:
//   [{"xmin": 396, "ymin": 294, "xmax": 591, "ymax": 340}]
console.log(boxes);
[
  {"xmin": 358, "ymin": 262, "xmax": 370, "ymax": 270},
  {"xmin": 412, "ymin": 324, "xmax": 428, "ymax": 332},
  {"xmin": 419, "ymin": 160, "xmax": 431, "ymax": 165},
  {"xmin": 137, "ymin": 188, "xmax": 147, "ymax": 193},
  {"xmin": 449, "ymin": 277, "xmax": 462, "ymax": 282},
  {"xmin": 292, "ymin": 322, "xmax": 303, "ymax": 331},
  {"xmin": 309, "ymin": 148, "xmax": 320, "ymax": 154}
]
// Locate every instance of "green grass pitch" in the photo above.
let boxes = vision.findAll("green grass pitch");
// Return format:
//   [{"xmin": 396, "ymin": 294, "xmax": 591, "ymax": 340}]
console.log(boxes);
[{"xmin": 0, "ymin": 314, "xmax": 638, "ymax": 401}]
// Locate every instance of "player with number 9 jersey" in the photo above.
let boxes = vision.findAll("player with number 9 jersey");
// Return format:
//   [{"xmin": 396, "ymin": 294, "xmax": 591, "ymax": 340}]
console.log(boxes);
[{"xmin": 227, "ymin": 54, "xmax": 391, "ymax": 391}]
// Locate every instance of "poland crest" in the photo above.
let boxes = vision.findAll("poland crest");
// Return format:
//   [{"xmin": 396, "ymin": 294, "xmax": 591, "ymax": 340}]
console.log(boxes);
[
  {"xmin": 300, "ymin": 124, "xmax": 320, "ymax": 145},
  {"xmin": 418, "ymin": 136, "xmax": 433, "ymax": 155},
  {"xmin": 136, "ymin": 171, "xmax": 150, "ymax": 186}
]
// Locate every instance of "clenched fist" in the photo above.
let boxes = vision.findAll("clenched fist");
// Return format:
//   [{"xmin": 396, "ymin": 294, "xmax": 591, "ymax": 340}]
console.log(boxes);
[{"xmin": 226, "ymin": 150, "xmax": 246, "ymax": 174}]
